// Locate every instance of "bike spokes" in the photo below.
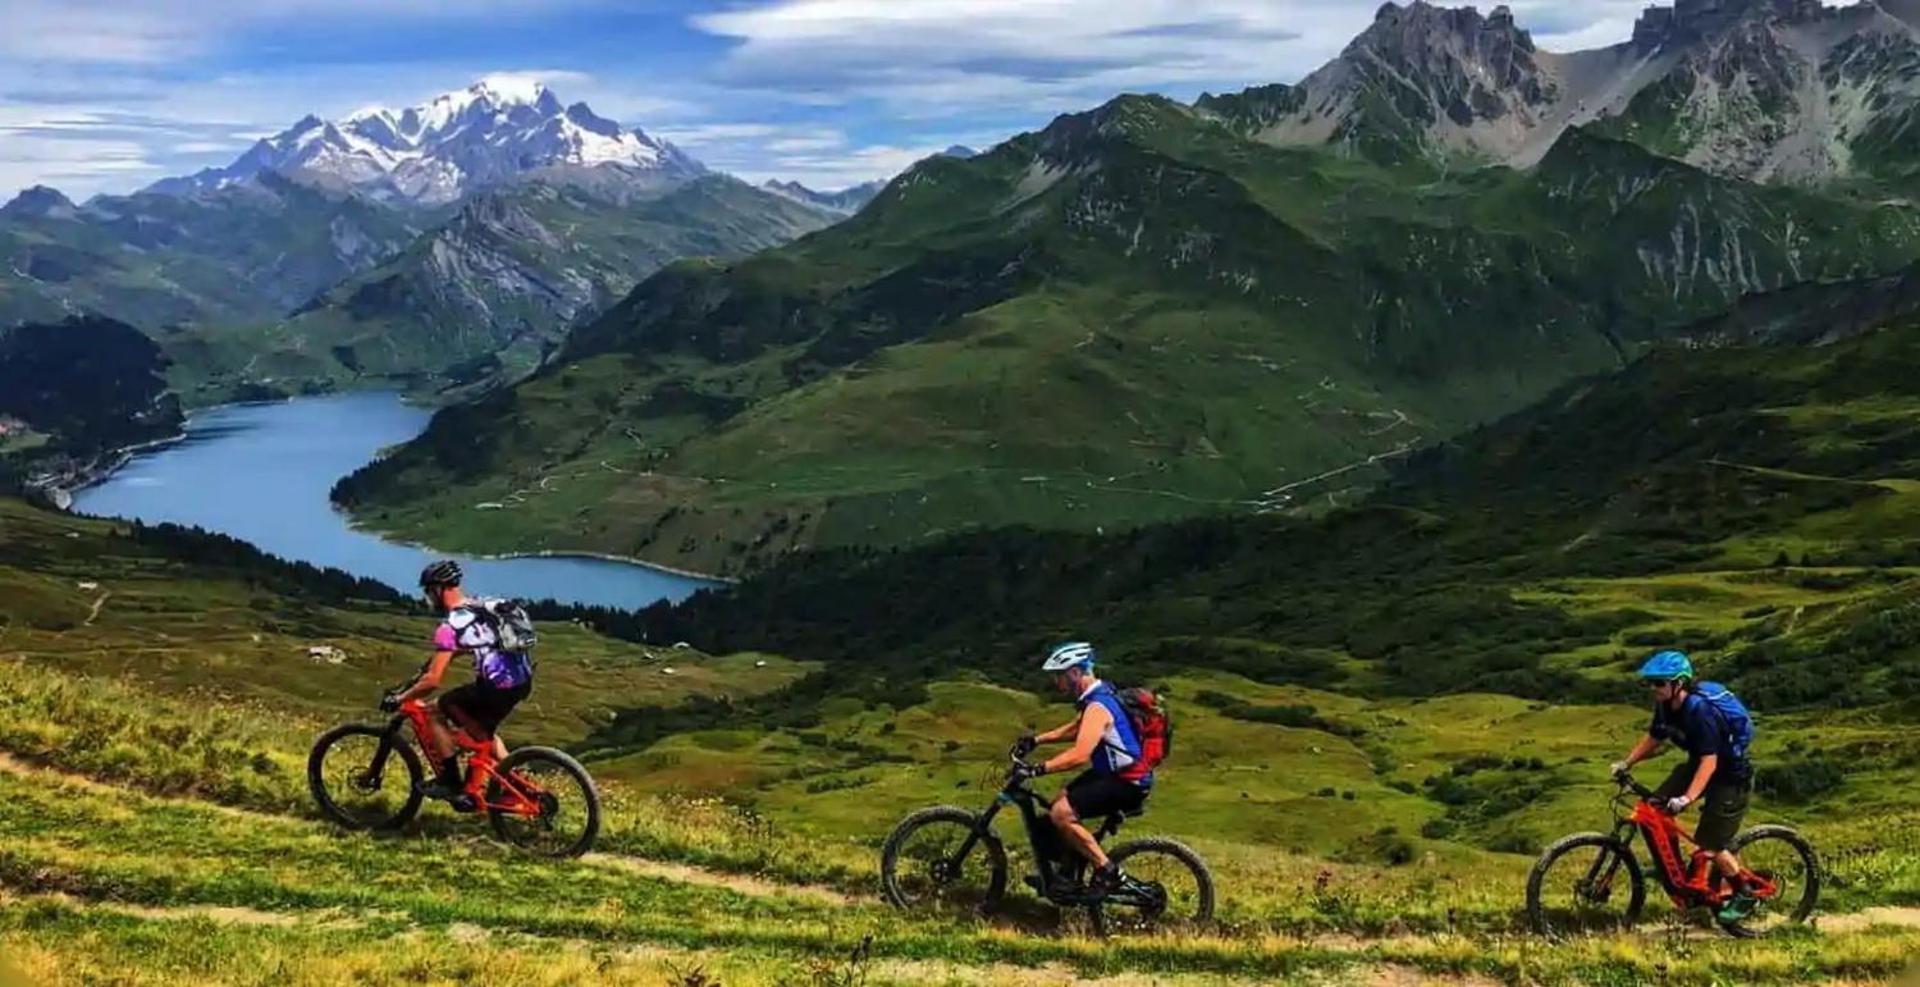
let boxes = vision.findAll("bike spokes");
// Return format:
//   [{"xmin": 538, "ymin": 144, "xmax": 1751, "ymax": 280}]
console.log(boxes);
[
  {"xmin": 1530, "ymin": 838, "xmax": 1642, "ymax": 936},
  {"xmin": 891, "ymin": 818, "xmax": 999, "ymax": 913},
  {"xmin": 484, "ymin": 749, "xmax": 600, "ymax": 858},
  {"xmin": 1094, "ymin": 839, "xmax": 1214, "ymax": 938},
  {"xmin": 317, "ymin": 730, "xmax": 413, "ymax": 828},
  {"xmin": 1723, "ymin": 829, "xmax": 1820, "ymax": 936}
]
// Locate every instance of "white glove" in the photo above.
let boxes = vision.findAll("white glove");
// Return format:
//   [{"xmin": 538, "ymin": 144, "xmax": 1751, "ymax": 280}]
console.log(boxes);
[
  {"xmin": 1664, "ymin": 795, "xmax": 1693, "ymax": 815},
  {"xmin": 1609, "ymin": 761, "xmax": 1631, "ymax": 779}
]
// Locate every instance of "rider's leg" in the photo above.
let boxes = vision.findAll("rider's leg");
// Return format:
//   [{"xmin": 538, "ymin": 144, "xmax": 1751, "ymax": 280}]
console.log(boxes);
[
  {"xmin": 1048, "ymin": 793, "xmax": 1110, "ymax": 870},
  {"xmin": 1696, "ymin": 776, "xmax": 1752, "ymax": 881},
  {"xmin": 424, "ymin": 698, "xmax": 461, "ymax": 780},
  {"xmin": 1697, "ymin": 775, "xmax": 1757, "ymax": 920}
]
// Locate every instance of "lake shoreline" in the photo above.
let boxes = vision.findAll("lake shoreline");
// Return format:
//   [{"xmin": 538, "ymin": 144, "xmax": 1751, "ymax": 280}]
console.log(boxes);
[
  {"xmin": 338, "ymin": 510, "xmax": 735, "ymax": 586},
  {"xmin": 70, "ymin": 392, "xmax": 723, "ymax": 607},
  {"xmin": 36, "ymin": 429, "xmax": 191, "ymax": 511}
]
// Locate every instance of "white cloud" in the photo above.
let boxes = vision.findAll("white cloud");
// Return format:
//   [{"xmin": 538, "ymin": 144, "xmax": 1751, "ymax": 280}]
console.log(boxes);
[
  {"xmin": 736, "ymin": 141, "xmax": 959, "ymax": 190},
  {"xmin": 691, "ymin": 0, "xmax": 1354, "ymax": 112}
]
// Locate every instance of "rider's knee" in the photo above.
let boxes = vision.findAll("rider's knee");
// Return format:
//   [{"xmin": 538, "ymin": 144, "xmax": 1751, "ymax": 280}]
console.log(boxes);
[{"xmin": 1048, "ymin": 797, "xmax": 1077, "ymax": 828}]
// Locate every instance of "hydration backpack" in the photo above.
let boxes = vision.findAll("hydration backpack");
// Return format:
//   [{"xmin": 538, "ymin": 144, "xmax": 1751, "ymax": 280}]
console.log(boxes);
[
  {"xmin": 461, "ymin": 598, "xmax": 538, "ymax": 656},
  {"xmin": 1695, "ymin": 681, "xmax": 1753, "ymax": 762},
  {"xmin": 1114, "ymin": 686, "xmax": 1172, "ymax": 782}
]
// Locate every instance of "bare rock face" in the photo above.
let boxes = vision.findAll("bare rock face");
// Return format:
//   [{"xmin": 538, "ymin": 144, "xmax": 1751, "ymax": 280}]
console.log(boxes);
[
  {"xmin": 1256, "ymin": 1, "xmax": 1561, "ymax": 161},
  {"xmin": 1228, "ymin": 0, "xmax": 1920, "ymax": 186}
]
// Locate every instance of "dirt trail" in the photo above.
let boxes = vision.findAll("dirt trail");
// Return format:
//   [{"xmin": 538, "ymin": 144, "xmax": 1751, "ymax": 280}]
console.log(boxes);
[
  {"xmin": 581, "ymin": 852, "xmax": 863, "ymax": 908},
  {"xmin": 6, "ymin": 750, "xmax": 1920, "ymax": 975},
  {"xmin": 1820, "ymin": 907, "xmax": 1920, "ymax": 934},
  {"xmin": 0, "ymin": 751, "xmax": 866, "ymax": 910}
]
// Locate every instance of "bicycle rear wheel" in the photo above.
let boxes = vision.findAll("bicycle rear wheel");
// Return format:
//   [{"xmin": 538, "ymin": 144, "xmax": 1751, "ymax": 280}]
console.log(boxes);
[
  {"xmin": 1722, "ymin": 825, "xmax": 1819, "ymax": 938},
  {"xmin": 1527, "ymin": 832, "xmax": 1645, "ymax": 937},
  {"xmin": 486, "ymin": 747, "xmax": 601, "ymax": 858},
  {"xmin": 307, "ymin": 723, "xmax": 423, "ymax": 831},
  {"xmin": 1090, "ymin": 837, "xmax": 1215, "ymax": 938}
]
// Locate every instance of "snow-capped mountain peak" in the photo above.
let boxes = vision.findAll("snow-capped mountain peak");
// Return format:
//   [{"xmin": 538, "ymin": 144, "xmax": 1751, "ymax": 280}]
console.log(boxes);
[{"xmin": 147, "ymin": 78, "xmax": 701, "ymax": 204}]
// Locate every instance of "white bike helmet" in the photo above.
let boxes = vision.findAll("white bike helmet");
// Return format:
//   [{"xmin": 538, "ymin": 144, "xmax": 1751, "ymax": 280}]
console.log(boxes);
[{"xmin": 1042, "ymin": 641, "xmax": 1096, "ymax": 672}]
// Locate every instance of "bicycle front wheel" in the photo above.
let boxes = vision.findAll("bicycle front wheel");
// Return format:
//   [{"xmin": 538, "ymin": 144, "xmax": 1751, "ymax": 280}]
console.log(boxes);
[
  {"xmin": 307, "ymin": 723, "xmax": 423, "ymax": 831},
  {"xmin": 1723, "ymin": 825, "xmax": 1820, "ymax": 938},
  {"xmin": 880, "ymin": 806, "xmax": 1007, "ymax": 915},
  {"xmin": 1090, "ymin": 837, "xmax": 1215, "ymax": 938},
  {"xmin": 486, "ymin": 747, "xmax": 601, "ymax": 858},
  {"xmin": 1527, "ymin": 832, "xmax": 1645, "ymax": 937}
]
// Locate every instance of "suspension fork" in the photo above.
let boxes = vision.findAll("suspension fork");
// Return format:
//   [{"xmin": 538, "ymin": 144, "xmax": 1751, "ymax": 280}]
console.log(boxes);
[
  {"xmin": 359, "ymin": 716, "xmax": 410, "ymax": 786},
  {"xmin": 943, "ymin": 799, "xmax": 1004, "ymax": 868},
  {"xmin": 1581, "ymin": 823, "xmax": 1636, "ymax": 897}
]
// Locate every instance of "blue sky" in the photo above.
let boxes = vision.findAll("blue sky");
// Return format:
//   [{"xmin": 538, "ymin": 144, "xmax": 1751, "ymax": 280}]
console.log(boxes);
[{"xmin": 0, "ymin": 0, "xmax": 1666, "ymax": 201}]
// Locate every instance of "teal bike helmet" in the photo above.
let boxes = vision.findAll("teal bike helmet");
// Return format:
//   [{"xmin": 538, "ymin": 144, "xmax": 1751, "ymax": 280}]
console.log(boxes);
[{"xmin": 1637, "ymin": 650, "xmax": 1693, "ymax": 682}]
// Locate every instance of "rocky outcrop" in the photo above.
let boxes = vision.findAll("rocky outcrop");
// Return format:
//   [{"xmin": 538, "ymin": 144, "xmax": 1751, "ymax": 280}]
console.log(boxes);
[{"xmin": 1225, "ymin": 0, "xmax": 1920, "ymax": 186}]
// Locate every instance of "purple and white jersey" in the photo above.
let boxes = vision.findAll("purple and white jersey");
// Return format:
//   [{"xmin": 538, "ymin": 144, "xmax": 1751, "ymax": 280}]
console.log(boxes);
[{"xmin": 434, "ymin": 606, "xmax": 531, "ymax": 689}]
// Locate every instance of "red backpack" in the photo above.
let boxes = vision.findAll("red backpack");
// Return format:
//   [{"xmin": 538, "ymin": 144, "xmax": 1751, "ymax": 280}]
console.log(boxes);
[{"xmin": 1114, "ymin": 687, "xmax": 1171, "ymax": 782}]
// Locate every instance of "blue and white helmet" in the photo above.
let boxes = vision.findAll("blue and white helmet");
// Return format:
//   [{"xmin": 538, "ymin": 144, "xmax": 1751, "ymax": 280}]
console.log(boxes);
[{"xmin": 1043, "ymin": 641, "xmax": 1097, "ymax": 672}]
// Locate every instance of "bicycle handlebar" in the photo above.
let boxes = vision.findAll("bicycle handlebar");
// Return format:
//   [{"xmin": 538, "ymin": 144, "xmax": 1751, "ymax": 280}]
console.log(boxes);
[
  {"xmin": 1613, "ymin": 770, "xmax": 1658, "ymax": 801},
  {"xmin": 1004, "ymin": 741, "xmax": 1039, "ymax": 788}
]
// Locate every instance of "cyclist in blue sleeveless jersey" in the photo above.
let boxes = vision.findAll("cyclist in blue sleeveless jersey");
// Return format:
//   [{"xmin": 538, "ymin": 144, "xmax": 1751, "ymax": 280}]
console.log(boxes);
[{"xmin": 1016, "ymin": 642, "xmax": 1151, "ymax": 895}]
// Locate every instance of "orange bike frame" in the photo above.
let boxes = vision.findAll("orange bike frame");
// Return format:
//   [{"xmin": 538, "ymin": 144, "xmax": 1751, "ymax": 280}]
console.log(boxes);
[
  {"xmin": 396, "ymin": 698, "xmax": 545, "ymax": 817},
  {"xmin": 1624, "ymin": 800, "xmax": 1777, "ymax": 908}
]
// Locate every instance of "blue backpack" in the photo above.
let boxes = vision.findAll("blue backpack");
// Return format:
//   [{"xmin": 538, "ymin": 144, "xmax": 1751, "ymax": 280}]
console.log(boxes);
[{"xmin": 1695, "ymin": 681, "xmax": 1754, "ymax": 762}]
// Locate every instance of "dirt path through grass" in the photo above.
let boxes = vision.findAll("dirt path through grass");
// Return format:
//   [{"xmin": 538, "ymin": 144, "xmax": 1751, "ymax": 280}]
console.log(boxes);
[
  {"xmin": 581, "ymin": 851, "xmax": 864, "ymax": 908},
  {"xmin": 0, "ymin": 751, "xmax": 868, "ymax": 910}
]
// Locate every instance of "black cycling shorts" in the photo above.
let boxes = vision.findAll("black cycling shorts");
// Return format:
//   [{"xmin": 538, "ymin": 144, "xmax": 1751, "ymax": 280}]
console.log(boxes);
[
  {"xmin": 1654, "ymin": 760, "xmax": 1751, "ymax": 852},
  {"xmin": 440, "ymin": 681, "xmax": 530, "ymax": 738},
  {"xmin": 1063, "ymin": 770, "xmax": 1147, "ymax": 821}
]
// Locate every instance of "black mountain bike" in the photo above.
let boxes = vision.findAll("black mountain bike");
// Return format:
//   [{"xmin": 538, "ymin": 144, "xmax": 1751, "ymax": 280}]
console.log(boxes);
[{"xmin": 880, "ymin": 743, "xmax": 1214, "ymax": 937}]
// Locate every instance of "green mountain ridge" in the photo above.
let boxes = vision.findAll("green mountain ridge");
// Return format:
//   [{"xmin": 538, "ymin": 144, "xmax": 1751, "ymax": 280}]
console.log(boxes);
[
  {"xmin": 624, "ymin": 306, "xmax": 1920, "ymax": 717},
  {"xmin": 169, "ymin": 175, "xmax": 840, "ymax": 400},
  {"xmin": 0, "ymin": 173, "xmax": 426, "ymax": 332},
  {"xmin": 332, "ymin": 95, "xmax": 1920, "ymax": 576}
]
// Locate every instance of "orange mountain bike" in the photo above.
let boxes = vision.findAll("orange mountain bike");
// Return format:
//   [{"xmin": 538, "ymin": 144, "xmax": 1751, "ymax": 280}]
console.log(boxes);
[
  {"xmin": 1527, "ymin": 770, "xmax": 1818, "ymax": 938},
  {"xmin": 307, "ymin": 690, "xmax": 601, "ymax": 858}
]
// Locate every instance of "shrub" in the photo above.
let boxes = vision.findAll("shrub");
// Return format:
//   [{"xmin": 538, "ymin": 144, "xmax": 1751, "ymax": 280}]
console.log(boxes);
[{"xmin": 1755, "ymin": 756, "xmax": 1847, "ymax": 803}]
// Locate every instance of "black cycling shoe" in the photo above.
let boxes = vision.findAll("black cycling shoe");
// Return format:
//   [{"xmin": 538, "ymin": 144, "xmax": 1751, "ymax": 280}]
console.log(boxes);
[
  {"xmin": 420, "ymin": 778, "xmax": 464, "ymax": 802},
  {"xmin": 447, "ymin": 793, "xmax": 480, "ymax": 814},
  {"xmin": 1089, "ymin": 863, "xmax": 1125, "ymax": 897}
]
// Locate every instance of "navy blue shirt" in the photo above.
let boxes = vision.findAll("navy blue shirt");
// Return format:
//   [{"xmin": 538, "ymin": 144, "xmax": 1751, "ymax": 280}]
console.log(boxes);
[{"xmin": 1650, "ymin": 692, "xmax": 1749, "ymax": 782}]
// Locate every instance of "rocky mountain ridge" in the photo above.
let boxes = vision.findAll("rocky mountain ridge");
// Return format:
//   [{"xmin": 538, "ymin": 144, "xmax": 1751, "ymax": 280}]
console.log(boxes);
[{"xmin": 1218, "ymin": 0, "xmax": 1920, "ymax": 186}]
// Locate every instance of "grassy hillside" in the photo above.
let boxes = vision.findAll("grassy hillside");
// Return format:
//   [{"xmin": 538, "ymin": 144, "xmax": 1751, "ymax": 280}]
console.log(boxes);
[
  {"xmin": 332, "ymin": 106, "xmax": 1920, "ymax": 576},
  {"xmin": 4, "ymin": 496, "xmax": 1920, "ymax": 984}
]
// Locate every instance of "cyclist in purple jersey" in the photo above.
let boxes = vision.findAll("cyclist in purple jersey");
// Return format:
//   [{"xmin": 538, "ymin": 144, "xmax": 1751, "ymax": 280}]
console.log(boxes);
[{"xmin": 388, "ymin": 560, "xmax": 533, "ymax": 808}]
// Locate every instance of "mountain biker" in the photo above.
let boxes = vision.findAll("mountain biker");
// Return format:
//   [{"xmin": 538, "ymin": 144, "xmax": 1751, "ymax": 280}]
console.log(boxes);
[
  {"xmin": 1014, "ymin": 641, "xmax": 1152, "ymax": 896},
  {"xmin": 386, "ymin": 560, "xmax": 533, "ymax": 811},
  {"xmin": 1610, "ymin": 650, "xmax": 1759, "ymax": 922}
]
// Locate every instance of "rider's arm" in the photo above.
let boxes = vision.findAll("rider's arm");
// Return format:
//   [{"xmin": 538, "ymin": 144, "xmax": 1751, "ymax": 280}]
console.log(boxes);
[
  {"xmin": 1041, "ymin": 703, "xmax": 1112, "ymax": 775},
  {"xmin": 1621, "ymin": 733, "xmax": 1662, "ymax": 768},
  {"xmin": 400, "ymin": 649, "xmax": 457, "ymax": 702},
  {"xmin": 1034, "ymin": 717, "xmax": 1081, "ymax": 745},
  {"xmin": 1680, "ymin": 754, "xmax": 1718, "ymax": 803}
]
